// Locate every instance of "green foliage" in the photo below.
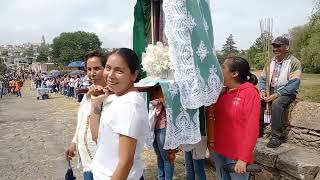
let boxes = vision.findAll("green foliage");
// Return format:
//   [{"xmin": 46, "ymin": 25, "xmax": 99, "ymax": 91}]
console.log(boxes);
[
  {"xmin": 300, "ymin": 32, "xmax": 320, "ymax": 73},
  {"xmin": 245, "ymin": 7, "xmax": 320, "ymax": 73},
  {"xmin": 50, "ymin": 31, "xmax": 101, "ymax": 65},
  {"xmin": 23, "ymin": 47, "xmax": 34, "ymax": 57},
  {"xmin": 246, "ymin": 32, "xmax": 273, "ymax": 69},
  {"xmin": 253, "ymin": 52, "xmax": 268, "ymax": 70},
  {"xmin": 222, "ymin": 34, "xmax": 239, "ymax": 57},
  {"xmin": 36, "ymin": 42, "xmax": 50, "ymax": 63},
  {"xmin": 289, "ymin": 13, "xmax": 320, "ymax": 73},
  {"xmin": 36, "ymin": 53, "xmax": 49, "ymax": 63},
  {"xmin": 37, "ymin": 44, "xmax": 49, "ymax": 56},
  {"xmin": 1, "ymin": 50, "xmax": 8, "ymax": 56},
  {"xmin": 0, "ymin": 58, "xmax": 6, "ymax": 75}
]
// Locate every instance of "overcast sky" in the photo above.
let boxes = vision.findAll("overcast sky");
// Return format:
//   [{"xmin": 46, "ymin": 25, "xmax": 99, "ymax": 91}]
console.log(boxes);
[{"xmin": 0, "ymin": 0, "xmax": 314, "ymax": 50}]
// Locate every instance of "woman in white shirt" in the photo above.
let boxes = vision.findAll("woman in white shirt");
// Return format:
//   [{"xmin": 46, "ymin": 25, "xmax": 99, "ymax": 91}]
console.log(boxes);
[
  {"xmin": 65, "ymin": 50, "xmax": 109, "ymax": 180},
  {"xmin": 89, "ymin": 48, "xmax": 149, "ymax": 180}
]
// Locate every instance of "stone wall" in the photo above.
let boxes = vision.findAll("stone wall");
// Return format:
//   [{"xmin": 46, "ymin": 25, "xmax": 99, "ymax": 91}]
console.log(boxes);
[{"xmin": 253, "ymin": 101, "xmax": 320, "ymax": 180}]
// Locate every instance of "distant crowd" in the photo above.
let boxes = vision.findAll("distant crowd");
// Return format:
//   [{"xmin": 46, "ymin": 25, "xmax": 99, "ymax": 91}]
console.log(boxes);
[
  {"xmin": 34, "ymin": 73, "xmax": 90, "ymax": 102},
  {"xmin": 0, "ymin": 75, "xmax": 24, "ymax": 98}
]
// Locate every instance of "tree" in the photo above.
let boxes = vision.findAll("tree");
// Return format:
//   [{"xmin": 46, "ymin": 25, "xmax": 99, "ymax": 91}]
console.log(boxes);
[
  {"xmin": 23, "ymin": 47, "xmax": 34, "ymax": 57},
  {"xmin": 222, "ymin": 34, "xmax": 239, "ymax": 57},
  {"xmin": 289, "ymin": 11, "xmax": 320, "ymax": 73},
  {"xmin": 253, "ymin": 52, "xmax": 268, "ymax": 70},
  {"xmin": 0, "ymin": 58, "xmax": 6, "ymax": 75},
  {"xmin": 51, "ymin": 31, "xmax": 101, "ymax": 65},
  {"xmin": 289, "ymin": 25, "xmax": 310, "ymax": 59},
  {"xmin": 315, "ymin": 0, "xmax": 320, "ymax": 13},
  {"xmin": 36, "ymin": 40, "xmax": 50, "ymax": 63},
  {"xmin": 1, "ymin": 50, "xmax": 8, "ymax": 56},
  {"xmin": 246, "ymin": 32, "xmax": 273, "ymax": 69},
  {"xmin": 36, "ymin": 53, "xmax": 49, "ymax": 63}
]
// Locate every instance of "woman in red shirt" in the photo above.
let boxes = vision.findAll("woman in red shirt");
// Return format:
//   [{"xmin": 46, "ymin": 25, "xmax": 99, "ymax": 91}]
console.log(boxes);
[{"xmin": 211, "ymin": 57, "xmax": 260, "ymax": 179}]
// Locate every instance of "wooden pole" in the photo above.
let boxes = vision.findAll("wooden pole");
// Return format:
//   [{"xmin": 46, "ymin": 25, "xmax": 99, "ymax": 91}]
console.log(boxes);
[
  {"xmin": 260, "ymin": 18, "xmax": 273, "ymax": 122},
  {"xmin": 151, "ymin": 0, "xmax": 155, "ymax": 45}
]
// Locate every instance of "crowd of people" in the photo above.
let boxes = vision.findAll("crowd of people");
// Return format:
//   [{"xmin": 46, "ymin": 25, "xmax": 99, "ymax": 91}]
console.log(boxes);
[
  {"xmin": 0, "ymin": 36, "xmax": 300, "ymax": 180},
  {"xmin": 33, "ymin": 74, "xmax": 90, "ymax": 102},
  {"xmin": 0, "ymin": 75, "xmax": 24, "ymax": 98},
  {"xmin": 64, "ymin": 36, "xmax": 301, "ymax": 180}
]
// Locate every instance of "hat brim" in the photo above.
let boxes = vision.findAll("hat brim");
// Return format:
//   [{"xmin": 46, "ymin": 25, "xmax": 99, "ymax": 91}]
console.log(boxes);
[{"xmin": 272, "ymin": 42, "xmax": 285, "ymax": 46}]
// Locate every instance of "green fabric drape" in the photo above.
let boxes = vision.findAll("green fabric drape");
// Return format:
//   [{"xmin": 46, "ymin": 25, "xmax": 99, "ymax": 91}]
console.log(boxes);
[{"xmin": 133, "ymin": 0, "xmax": 151, "ymax": 79}]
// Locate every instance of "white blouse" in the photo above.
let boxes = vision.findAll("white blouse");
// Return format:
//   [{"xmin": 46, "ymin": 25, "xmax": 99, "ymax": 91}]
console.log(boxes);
[
  {"xmin": 90, "ymin": 91, "xmax": 149, "ymax": 180},
  {"xmin": 72, "ymin": 95, "xmax": 114, "ymax": 171}
]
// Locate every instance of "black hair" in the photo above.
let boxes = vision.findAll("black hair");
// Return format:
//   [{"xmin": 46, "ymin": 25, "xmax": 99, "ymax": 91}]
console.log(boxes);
[
  {"xmin": 108, "ymin": 48, "xmax": 141, "ymax": 83},
  {"xmin": 225, "ymin": 56, "xmax": 258, "ymax": 85},
  {"xmin": 84, "ymin": 49, "xmax": 108, "ymax": 70}
]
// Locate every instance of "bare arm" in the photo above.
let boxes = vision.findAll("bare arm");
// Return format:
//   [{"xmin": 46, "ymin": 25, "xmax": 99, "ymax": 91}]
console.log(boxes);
[
  {"xmin": 89, "ymin": 104, "xmax": 102, "ymax": 143},
  {"xmin": 111, "ymin": 135, "xmax": 137, "ymax": 180},
  {"xmin": 88, "ymin": 85, "xmax": 108, "ymax": 143}
]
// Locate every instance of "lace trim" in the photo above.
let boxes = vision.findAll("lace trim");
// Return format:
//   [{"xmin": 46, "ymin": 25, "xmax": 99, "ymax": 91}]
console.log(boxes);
[
  {"xmin": 163, "ymin": 106, "xmax": 201, "ymax": 149},
  {"xmin": 163, "ymin": 0, "xmax": 222, "ymax": 109},
  {"xmin": 84, "ymin": 116, "xmax": 93, "ymax": 160}
]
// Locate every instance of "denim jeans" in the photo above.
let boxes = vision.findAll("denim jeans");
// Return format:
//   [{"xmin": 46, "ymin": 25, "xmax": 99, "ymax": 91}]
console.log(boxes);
[
  {"xmin": 83, "ymin": 171, "xmax": 94, "ymax": 180},
  {"xmin": 184, "ymin": 151, "xmax": 206, "ymax": 180},
  {"xmin": 211, "ymin": 152, "xmax": 249, "ymax": 180},
  {"xmin": 70, "ymin": 87, "xmax": 74, "ymax": 97},
  {"xmin": 153, "ymin": 128, "xmax": 174, "ymax": 180},
  {"xmin": 260, "ymin": 95, "xmax": 296, "ymax": 138}
]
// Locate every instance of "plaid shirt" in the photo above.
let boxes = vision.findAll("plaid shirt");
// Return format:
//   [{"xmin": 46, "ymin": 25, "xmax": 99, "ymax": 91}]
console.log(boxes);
[{"xmin": 271, "ymin": 60, "xmax": 283, "ymax": 88}]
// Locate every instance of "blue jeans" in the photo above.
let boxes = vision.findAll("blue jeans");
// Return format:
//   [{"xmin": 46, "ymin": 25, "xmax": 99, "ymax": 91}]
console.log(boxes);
[
  {"xmin": 211, "ymin": 152, "xmax": 249, "ymax": 180},
  {"xmin": 153, "ymin": 128, "xmax": 174, "ymax": 180},
  {"xmin": 184, "ymin": 151, "xmax": 206, "ymax": 180},
  {"xmin": 83, "ymin": 171, "xmax": 94, "ymax": 180}
]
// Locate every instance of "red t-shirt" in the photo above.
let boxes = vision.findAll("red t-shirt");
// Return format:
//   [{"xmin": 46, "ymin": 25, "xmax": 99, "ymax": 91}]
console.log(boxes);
[{"xmin": 212, "ymin": 82, "xmax": 260, "ymax": 163}]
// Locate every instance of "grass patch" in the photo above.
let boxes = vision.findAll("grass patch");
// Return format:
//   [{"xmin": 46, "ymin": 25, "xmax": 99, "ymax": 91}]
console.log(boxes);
[{"xmin": 298, "ymin": 73, "xmax": 320, "ymax": 103}]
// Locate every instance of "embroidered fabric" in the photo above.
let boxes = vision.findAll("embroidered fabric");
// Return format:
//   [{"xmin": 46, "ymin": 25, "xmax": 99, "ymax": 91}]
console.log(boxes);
[
  {"xmin": 161, "ymin": 81, "xmax": 201, "ymax": 149},
  {"xmin": 163, "ymin": 0, "xmax": 223, "ymax": 109},
  {"xmin": 163, "ymin": 106, "xmax": 201, "ymax": 149}
]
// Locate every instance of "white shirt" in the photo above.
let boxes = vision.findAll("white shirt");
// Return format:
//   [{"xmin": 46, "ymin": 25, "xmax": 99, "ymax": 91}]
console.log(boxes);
[
  {"xmin": 45, "ymin": 80, "xmax": 51, "ymax": 87},
  {"xmin": 69, "ymin": 78, "xmax": 75, "ymax": 87},
  {"xmin": 82, "ymin": 75, "xmax": 90, "ymax": 87},
  {"xmin": 74, "ymin": 78, "xmax": 80, "ymax": 88},
  {"xmin": 72, "ymin": 95, "xmax": 115, "ymax": 172},
  {"xmin": 90, "ymin": 92, "xmax": 149, "ymax": 180}
]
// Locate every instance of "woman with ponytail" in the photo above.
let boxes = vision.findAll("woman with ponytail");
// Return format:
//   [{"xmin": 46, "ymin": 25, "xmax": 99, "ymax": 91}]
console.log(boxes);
[{"xmin": 210, "ymin": 57, "xmax": 260, "ymax": 179}]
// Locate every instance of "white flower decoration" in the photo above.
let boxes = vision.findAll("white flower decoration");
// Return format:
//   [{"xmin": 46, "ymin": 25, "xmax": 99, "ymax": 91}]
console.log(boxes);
[{"xmin": 142, "ymin": 42, "xmax": 172, "ymax": 78}]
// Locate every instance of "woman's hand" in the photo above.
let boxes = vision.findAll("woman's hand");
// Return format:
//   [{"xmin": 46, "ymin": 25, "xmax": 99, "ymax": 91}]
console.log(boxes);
[
  {"xmin": 86, "ymin": 85, "xmax": 106, "ymax": 99},
  {"xmin": 86, "ymin": 85, "xmax": 95, "ymax": 99},
  {"xmin": 90, "ymin": 86, "xmax": 109, "ymax": 107},
  {"xmin": 65, "ymin": 143, "xmax": 76, "ymax": 161},
  {"xmin": 234, "ymin": 160, "xmax": 247, "ymax": 174},
  {"xmin": 207, "ymin": 140, "xmax": 214, "ymax": 150}
]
